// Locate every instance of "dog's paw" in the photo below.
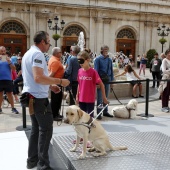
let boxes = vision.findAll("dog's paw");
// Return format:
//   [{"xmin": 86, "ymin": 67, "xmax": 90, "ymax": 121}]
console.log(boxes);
[
  {"xmin": 87, "ymin": 147, "xmax": 95, "ymax": 152},
  {"xmin": 78, "ymin": 154, "xmax": 86, "ymax": 159},
  {"xmin": 70, "ymin": 147, "xmax": 76, "ymax": 152}
]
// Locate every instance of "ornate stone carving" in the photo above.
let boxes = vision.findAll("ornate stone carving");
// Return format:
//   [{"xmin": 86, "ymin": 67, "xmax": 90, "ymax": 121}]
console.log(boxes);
[{"xmin": 103, "ymin": 18, "xmax": 111, "ymax": 24}]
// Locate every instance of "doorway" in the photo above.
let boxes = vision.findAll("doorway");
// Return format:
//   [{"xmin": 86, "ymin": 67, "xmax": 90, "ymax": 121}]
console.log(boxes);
[
  {"xmin": 116, "ymin": 39, "xmax": 136, "ymax": 61},
  {"xmin": 0, "ymin": 34, "xmax": 27, "ymax": 56}
]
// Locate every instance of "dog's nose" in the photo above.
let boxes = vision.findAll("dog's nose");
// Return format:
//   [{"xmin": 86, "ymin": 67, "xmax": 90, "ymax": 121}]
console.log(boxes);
[{"xmin": 63, "ymin": 118, "xmax": 69, "ymax": 124}]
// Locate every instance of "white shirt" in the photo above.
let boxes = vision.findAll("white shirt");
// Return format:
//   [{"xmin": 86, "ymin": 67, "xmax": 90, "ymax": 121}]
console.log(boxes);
[
  {"xmin": 22, "ymin": 45, "xmax": 49, "ymax": 98},
  {"xmin": 126, "ymin": 71, "xmax": 137, "ymax": 81}
]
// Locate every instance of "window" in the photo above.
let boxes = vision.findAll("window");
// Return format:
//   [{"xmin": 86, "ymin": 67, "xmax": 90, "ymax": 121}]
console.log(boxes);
[
  {"xmin": 117, "ymin": 29, "xmax": 135, "ymax": 39},
  {"xmin": 63, "ymin": 26, "xmax": 84, "ymax": 36},
  {"xmin": 0, "ymin": 21, "xmax": 26, "ymax": 34}
]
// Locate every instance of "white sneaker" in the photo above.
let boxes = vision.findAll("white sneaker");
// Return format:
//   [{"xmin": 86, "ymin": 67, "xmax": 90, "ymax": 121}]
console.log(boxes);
[{"xmin": 161, "ymin": 107, "xmax": 169, "ymax": 113}]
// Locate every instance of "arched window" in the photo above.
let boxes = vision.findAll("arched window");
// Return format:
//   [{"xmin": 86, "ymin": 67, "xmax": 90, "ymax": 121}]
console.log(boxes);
[
  {"xmin": 0, "ymin": 21, "xmax": 26, "ymax": 34},
  {"xmin": 117, "ymin": 29, "xmax": 135, "ymax": 39},
  {"xmin": 63, "ymin": 25, "xmax": 84, "ymax": 36}
]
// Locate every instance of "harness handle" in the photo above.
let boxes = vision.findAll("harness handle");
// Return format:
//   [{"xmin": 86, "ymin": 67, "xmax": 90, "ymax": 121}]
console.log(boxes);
[{"xmin": 89, "ymin": 104, "xmax": 109, "ymax": 126}]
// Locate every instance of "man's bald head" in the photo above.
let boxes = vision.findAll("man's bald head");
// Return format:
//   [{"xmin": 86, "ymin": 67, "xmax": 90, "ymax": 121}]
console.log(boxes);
[{"xmin": 0, "ymin": 46, "xmax": 6, "ymax": 55}]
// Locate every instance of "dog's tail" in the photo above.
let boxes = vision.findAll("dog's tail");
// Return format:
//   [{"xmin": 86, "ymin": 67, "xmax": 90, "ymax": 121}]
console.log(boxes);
[
  {"xmin": 108, "ymin": 142, "xmax": 127, "ymax": 151},
  {"xmin": 111, "ymin": 146, "xmax": 127, "ymax": 151}
]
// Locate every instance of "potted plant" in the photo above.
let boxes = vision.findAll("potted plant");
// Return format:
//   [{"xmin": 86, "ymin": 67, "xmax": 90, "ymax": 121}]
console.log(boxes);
[
  {"xmin": 52, "ymin": 34, "xmax": 61, "ymax": 41},
  {"xmin": 159, "ymin": 38, "xmax": 167, "ymax": 44}
]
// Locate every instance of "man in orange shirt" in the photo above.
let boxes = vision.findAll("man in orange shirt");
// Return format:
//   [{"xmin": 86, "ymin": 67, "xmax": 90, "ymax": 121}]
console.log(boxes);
[{"xmin": 48, "ymin": 47, "xmax": 64, "ymax": 121}]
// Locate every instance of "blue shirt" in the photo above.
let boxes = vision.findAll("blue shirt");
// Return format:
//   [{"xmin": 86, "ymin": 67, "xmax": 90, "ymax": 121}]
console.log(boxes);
[
  {"xmin": 11, "ymin": 56, "xmax": 18, "ymax": 64},
  {"xmin": 94, "ymin": 55, "xmax": 114, "ymax": 81},
  {"xmin": 65, "ymin": 56, "xmax": 80, "ymax": 82},
  {"xmin": 22, "ymin": 45, "xmax": 49, "ymax": 98},
  {"xmin": 0, "ymin": 61, "xmax": 12, "ymax": 80}
]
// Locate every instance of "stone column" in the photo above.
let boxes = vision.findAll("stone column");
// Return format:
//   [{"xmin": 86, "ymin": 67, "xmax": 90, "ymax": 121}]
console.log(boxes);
[{"xmin": 103, "ymin": 18, "xmax": 111, "ymax": 46}]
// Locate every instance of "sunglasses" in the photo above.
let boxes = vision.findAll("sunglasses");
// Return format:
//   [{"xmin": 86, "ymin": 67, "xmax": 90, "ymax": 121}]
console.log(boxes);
[{"xmin": 78, "ymin": 58, "xmax": 85, "ymax": 64}]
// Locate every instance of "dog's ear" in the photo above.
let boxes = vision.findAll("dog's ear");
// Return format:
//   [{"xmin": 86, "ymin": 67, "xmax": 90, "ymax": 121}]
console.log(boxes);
[{"xmin": 77, "ymin": 109, "xmax": 83, "ymax": 118}]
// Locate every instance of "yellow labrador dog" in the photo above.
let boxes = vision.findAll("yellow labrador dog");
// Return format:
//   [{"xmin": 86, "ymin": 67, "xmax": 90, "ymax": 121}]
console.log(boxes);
[{"xmin": 64, "ymin": 105, "xmax": 127, "ymax": 159}]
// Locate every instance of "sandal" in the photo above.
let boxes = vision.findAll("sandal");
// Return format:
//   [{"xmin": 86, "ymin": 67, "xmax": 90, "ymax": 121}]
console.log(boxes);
[
  {"xmin": 139, "ymin": 95, "xmax": 144, "ymax": 98},
  {"xmin": 132, "ymin": 95, "xmax": 138, "ymax": 98},
  {"xmin": 73, "ymin": 138, "xmax": 83, "ymax": 144}
]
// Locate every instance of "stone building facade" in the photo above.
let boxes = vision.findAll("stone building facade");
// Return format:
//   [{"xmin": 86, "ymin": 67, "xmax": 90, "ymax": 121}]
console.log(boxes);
[{"xmin": 0, "ymin": 0, "xmax": 170, "ymax": 62}]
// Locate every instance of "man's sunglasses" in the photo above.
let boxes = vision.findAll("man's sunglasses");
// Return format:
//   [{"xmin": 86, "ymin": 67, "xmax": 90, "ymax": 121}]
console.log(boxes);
[{"xmin": 78, "ymin": 58, "xmax": 85, "ymax": 64}]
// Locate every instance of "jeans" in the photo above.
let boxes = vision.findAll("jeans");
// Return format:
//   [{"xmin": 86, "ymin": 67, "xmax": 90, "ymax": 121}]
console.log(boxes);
[
  {"xmin": 152, "ymin": 72, "xmax": 160, "ymax": 87},
  {"xmin": 13, "ymin": 76, "xmax": 23, "ymax": 95},
  {"xmin": 96, "ymin": 83, "xmax": 109, "ymax": 114},
  {"xmin": 79, "ymin": 102, "xmax": 95, "ymax": 117},
  {"xmin": 27, "ymin": 98, "xmax": 53, "ymax": 170}
]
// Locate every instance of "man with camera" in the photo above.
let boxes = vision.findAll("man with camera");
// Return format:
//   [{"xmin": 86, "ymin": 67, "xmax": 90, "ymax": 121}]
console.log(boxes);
[{"xmin": 0, "ymin": 46, "xmax": 19, "ymax": 114}]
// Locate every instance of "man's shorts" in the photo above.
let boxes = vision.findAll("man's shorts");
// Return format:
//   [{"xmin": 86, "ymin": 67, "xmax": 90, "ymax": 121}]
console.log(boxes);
[{"xmin": 0, "ymin": 80, "xmax": 13, "ymax": 92}]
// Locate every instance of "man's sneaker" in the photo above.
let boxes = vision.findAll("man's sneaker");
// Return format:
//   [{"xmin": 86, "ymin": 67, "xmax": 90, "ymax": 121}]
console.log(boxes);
[
  {"xmin": 12, "ymin": 108, "xmax": 19, "ymax": 114},
  {"xmin": 0, "ymin": 108, "xmax": 2, "ymax": 114},
  {"xmin": 161, "ymin": 107, "xmax": 169, "ymax": 113},
  {"xmin": 103, "ymin": 112, "xmax": 113, "ymax": 117}
]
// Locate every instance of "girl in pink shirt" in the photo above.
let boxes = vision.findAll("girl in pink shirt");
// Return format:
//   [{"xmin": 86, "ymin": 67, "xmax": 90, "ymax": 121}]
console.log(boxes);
[{"xmin": 76, "ymin": 51, "xmax": 108, "ymax": 117}]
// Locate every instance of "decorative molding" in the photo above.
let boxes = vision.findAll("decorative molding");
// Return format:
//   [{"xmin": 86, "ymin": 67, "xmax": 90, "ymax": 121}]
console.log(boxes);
[
  {"xmin": 103, "ymin": 18, "xmax": 111, "ymax": 24},
  {"xmin": 35, "ymin": 12, "xmax": 50, "ymax": 18}
]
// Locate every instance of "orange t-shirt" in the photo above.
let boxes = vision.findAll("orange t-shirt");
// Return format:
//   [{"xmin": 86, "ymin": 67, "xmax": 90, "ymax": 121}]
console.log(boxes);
[{"xmin": 48, "ymin": 56, "xmax": 64, "ymax": 78}]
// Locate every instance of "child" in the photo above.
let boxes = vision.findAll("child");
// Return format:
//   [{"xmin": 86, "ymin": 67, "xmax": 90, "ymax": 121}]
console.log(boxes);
[
  {"xmin": 115, "ymin": 64, "xmax": 144, "ymax": 98},
  {"xmin": 76, "ymin": 51, "xmax": 109, "ymax": 117}
]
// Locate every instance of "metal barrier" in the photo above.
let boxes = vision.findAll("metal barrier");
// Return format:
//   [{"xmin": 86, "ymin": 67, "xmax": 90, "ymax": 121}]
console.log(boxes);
[{"xmin": 16, "ymin": 106, "xmax": 31, "ymax": 131}]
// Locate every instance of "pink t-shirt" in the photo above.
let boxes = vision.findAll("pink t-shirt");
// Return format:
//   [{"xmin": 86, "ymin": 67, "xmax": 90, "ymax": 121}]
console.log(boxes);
[{"xmin": 77, "ymin": 67, "xmax": 101, "ymax": 103}]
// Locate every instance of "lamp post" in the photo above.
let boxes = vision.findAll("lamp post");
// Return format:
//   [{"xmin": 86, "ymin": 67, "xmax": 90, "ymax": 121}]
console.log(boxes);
[
  {"xmin": 157, "ymin": 24, "xmax": 170, "ymax": 52},
  {"xmin": 47, "ymin": 16, "xmax": 65, "ymax": 47}
]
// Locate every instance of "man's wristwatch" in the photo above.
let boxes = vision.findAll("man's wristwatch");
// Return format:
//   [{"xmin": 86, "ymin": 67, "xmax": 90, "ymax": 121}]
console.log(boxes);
[{"xmin": 8, "ymin": 62, "xmax": 12, "ymax": 65}]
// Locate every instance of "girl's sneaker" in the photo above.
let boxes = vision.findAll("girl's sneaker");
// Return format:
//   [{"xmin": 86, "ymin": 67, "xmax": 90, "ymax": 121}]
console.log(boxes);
[
  {"xmin": 161, "ymin": 107, "xmax": 169, "ymax": 113},
  {"xmin": 12, "ymin": 108, "xmax": 19, "ymax": 114}
]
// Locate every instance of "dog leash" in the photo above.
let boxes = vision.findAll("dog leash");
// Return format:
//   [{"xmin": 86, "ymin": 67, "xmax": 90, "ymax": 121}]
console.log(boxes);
[{"xmin": 110, "ymin": 87, "xmax": 124, "ymax": 105}]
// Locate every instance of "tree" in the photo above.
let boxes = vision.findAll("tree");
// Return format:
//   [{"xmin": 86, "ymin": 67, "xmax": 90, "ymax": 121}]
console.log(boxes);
[{"xmin": 146, "ymin": 49, "xmax": 157, "ymax": 68}]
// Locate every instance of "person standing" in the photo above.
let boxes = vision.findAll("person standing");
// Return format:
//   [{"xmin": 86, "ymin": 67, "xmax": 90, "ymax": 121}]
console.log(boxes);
[
  {"xmin": 160, "ymin": 49, "xmax": 170, "ymax": 113},
  {"xmin": 0, "ymin": 46, "xmax": 19, "ymax": 114},
  {"xmin": 76, "ymin": 51, "xmax": 109, "ymax": 118},
  {"xmin": 137, "ymin": 55, "xmax": 141, "ymax": 68},
  {"xmin": 48, "ymin": 47, "xmax": 64, "ymax": 121},
  {"xmin": 150, "ymin": 52, "xmax": 162, "ymax": 88},
  {"xmin": 94, "ymin": 45, "xmax": 113, "ymax": 120},
  {"xmin": 139, "ymin": 54, "xmax": 148, "ymax": 76},
  {"xmin": 64, "ymin": 45, "xmax": 80, "ymax": 105},
  {"xmin": 22, "ymin": 31, "xmax": 69, "ymax": 170}
]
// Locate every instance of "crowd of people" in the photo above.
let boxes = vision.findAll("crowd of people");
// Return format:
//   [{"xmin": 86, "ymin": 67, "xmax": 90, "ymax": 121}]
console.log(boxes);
[{"xmin": 1, "ymin": 30, "xmax": 170, "ymax": 169}]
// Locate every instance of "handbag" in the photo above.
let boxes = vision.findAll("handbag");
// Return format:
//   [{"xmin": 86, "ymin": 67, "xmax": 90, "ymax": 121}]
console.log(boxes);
[
  {"xmin": 99, "ymin": 73, "xmax": 109, "ymax": 83},
  {"xmin": 99, "ymin": 59, "xmax": 110, "ymax": 83},
  {"xmin": 20, "ymin": 92, "xmax": 29, "ymax": 107}
]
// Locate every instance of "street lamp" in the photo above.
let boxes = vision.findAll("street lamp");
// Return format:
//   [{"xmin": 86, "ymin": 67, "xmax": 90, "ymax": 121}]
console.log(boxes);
[
  {"xmin": 157, "ymin": 24, "xmax": 170, "ymax": 52},
  {"xmin": 47, "ymin": 16, "xmax": 65, "ymax": 47}
]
